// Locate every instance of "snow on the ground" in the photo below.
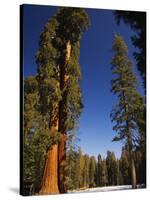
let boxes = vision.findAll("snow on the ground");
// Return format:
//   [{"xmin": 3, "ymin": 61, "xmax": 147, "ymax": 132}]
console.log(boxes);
[{"xmin": 68, "ymin": 185, "xmax": 143, "ymax": 193}]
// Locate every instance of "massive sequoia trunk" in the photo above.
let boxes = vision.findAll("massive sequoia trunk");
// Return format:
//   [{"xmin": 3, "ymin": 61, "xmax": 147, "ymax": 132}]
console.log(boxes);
[
  {"xmin": 58, "ymin": 40, "xmax": 71, "ymax": 193},
  {"xmin": 39, "ymin": 144, "xmax": 59, "ymax": 194},
  {"xmin": 39, "ymin": 109, "xmax": 60, "ymax": 194}
]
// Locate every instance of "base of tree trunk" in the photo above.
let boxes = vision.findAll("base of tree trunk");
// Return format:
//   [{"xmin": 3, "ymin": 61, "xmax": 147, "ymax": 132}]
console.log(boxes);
[
  {"xmin": 131, "ymin": 155, "xmax": 137, "ymax": 189},
  {"xmin": 39, "ymin": 144, "xmax": 59, "ymax": 195}
]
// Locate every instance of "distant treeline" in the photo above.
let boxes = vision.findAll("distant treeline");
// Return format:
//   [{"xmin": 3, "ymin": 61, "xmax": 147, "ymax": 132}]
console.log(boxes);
[{"xmin": 66, "ymin": 146, "xmax": 146, "ymax": 191}]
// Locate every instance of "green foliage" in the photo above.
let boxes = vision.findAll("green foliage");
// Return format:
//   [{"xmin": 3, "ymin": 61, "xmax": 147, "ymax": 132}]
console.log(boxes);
[
  {"xmin": 100, "ymin": 159, "xmax": 108, "ymax": 186},
  {"xmin": 111, "ymin": 34, "xmax": 146, "ymax": 188},
  {"xmin": 36, "ymin": 7, "xmax": 89, "ymax": 132},
  {"xmin": 56, "ymin": 7, "xmax": 89, "ymax": 44},
  {"xmin": 110, "ymin": 34, "xmax": 145, "ymax": 146},
  {"xmin": 82, "ymin": 154, "xmax": 90, "ymax": 187},
  {"xmin": 89, "ymin": 156, "xmax": 97, "ymax": 187},
  {"xmin": 23, "ymin": 76, "xmax": 60, "ymax": 195},
  {"xmin": 119, "ymin": 147, "xmax": 130, "ymax": 185},
  {"xmin": 24, "ymin": 76, "xmax": 39, "ymax": 143},
  {"xmin": 36, "ymin": 17, "xmax": 62, "ymax": 117},
  {"xmin": 66, "ymin": 145, "xmax": 145, "ymax": 191},
  {"xmin": 23, "ymin": 128, "xmax": 60, "ymax": 194},
  {"xmin": 106, "ymin": 151, "xmax": 118, "ymax": 185}
]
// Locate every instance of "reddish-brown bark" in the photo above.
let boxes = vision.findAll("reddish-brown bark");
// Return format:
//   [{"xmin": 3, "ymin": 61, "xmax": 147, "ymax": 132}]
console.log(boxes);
[
  {"xmin": 39, "ymin": 40, "xmax": 71, "ymax": 195},
  {"xmin": 39, "ymin": 107, "xmax": 60, "ymax": 194},
  {"xmin": 58, "ymin": 133, "xmax": 67, "ymax": 193},
  {"xmin": 39, "ymin": 144, "xmax": 59, "ymax": 194}
]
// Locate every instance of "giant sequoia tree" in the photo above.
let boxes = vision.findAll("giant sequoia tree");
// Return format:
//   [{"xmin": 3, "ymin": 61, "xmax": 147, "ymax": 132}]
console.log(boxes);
[
  {"xmin": 110, "ymin": 34, "xmax": 145, "ymax": 189},
  {"xmin": 36, "ymin": 7, "xmax": 89, "ymax": 194},
  {"xmin": 23, "ymin": 76, "xmax": 59, "ymax": 194}
]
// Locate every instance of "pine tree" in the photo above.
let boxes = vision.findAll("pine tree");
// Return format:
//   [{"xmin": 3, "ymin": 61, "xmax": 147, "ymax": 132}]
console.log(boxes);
[
  {"xmin": 101, "ymin": 159, "xmax": 108, "ymax": 186},
  {"xmin": 116, "ymin": 159, "xmax": 121, "ymax": 185},
  {"xmin": 97, "ymin": 154, "xmax": 102, "ymax": 186},
  {"xmin": 110, "ymin": 34, "xmax": 145, "ymax": 189},
  {"xmin": 36, "ymin": 7, "xmax": 89, "ymax": 194},
  {"xmin": 83, "ymin": 154, "xmax": 90, "ymax": 188},
  {"xmin": 66, "ymin": 136, "xmax": 78, "ymax": 190},
  {"xmin": 106, "ymin": 151, "xmax": 117, "ymax": 186},
  {"xmin": 119, "ymin": 147, "xmax": 130, "ymax": 185},
  {"xmin": 89, "ymin": 156, "xmax": 97, "ymax": 187}
]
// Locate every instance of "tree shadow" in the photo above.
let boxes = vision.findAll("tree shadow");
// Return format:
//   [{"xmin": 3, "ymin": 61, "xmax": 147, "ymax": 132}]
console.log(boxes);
[{"xmin": 9, "ymin": 187, "xmax": 19, "ymax": 194}]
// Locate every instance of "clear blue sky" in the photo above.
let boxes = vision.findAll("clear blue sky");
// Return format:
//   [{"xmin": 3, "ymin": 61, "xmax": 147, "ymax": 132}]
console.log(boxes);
[{"xmin": 23, "ymin": 4, "xmax": 143, "ymax": 159}]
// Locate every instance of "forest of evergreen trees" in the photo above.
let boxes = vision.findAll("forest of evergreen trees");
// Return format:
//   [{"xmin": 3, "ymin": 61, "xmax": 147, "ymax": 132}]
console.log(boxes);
[
  {"xmin": 22, "ymin": 6, "xmax": 146, "ymax": 196},
  {"xmin": 66, "ymin": 146, "xmax": 145, "ymax": 191}
]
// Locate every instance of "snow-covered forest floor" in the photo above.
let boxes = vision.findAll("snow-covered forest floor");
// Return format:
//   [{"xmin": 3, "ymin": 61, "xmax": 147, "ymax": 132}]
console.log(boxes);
[{"xmin": 68, "ymin": 185, "xmax": 145, "ymax": 193}]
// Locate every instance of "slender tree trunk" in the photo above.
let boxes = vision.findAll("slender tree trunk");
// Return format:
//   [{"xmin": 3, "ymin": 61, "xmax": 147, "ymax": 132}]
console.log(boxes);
[
  {"xmin": 127, "ymin": 133, "xmax": 137, "ymax": 189},
  {"xmin": 124, "ymin": 95, "xmax": 137, "ymax": 189},
  {"xmin": 130, "ymin": 151, "xmax": 137, "ymax": 189},
  {"xmin": 58, "ymin": 40, "xmax": 71, "ymax": 193}
]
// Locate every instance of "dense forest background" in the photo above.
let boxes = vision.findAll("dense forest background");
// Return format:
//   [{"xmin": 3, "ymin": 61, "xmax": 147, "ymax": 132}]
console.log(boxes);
[{"xmin": 22, "ymin": 6, "xmax": 146, "ymax": 196}]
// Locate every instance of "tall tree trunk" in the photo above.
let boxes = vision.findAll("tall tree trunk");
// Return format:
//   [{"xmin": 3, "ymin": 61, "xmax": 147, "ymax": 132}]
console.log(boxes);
[
  {"xmin": 58, "ymin": 40, "xmax": 71, "ymax": 193},
  {"xmin": 39, "ymin": 108, "xmax": 60, "ymax": 194},
  {"xmin": 124, "ymin": 97, "xmax": 137, "ymax": 189},
  {"xmin": 131, "ymin": 157, "xmax": 136, "ymax": 189},
  {"xmin": 128, "ymin": 134, "xmax": 137, "ymax": 189},
  {"xmin": 39, "ymin": 120, "xmax": 59, "ymax": 194},
  {"xmin": 39, "ymin": 144, "xmax": 59, "ymax": 194}
]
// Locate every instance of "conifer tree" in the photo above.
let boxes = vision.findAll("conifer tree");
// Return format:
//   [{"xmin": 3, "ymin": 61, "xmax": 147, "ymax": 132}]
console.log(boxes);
[
  {"xmin": 55, "ymin": 8, "xmax": 89, "ymax": 192},
  {"xmin": 36, "ymin": 16, "xmax": 61, "ymax": 194},
  {"xmin": 97, "ymin": 154, "xmax": 102, "ymax": 186},
  {"xmin": 24, "ymin": 76, "xmax": 39, "ymax": 143},
  {"xmin": 83, "ymin": 154, "xmax": 90, "ymax": 187},
  {"xmin": 36, "ymin": 7, "xmax": 89, "ymax": 194},
  {"xmin": 101, "ymin": 159, "xmax": 108, "ymax": 186},
  {"xmin": 89, "ymin": 156, "xmax": 97, "ymax": 187},
  {"xmin": 120, "ymin": 147, "xmax": 130, "ymax": 185},
  {"xmin": 24, "ymin": 76, "xmax": 59, "ymax": 194},
  {"xmin": 106, "ymin": 151, "xmax": 117, "ymax": 185},
  {"xmin": 66, "ymin": 137, "xmax": 78, "ymax": 190},
  {"xmin": 110, "ymin": 34, "xmax": 145, "ymax": 189}
]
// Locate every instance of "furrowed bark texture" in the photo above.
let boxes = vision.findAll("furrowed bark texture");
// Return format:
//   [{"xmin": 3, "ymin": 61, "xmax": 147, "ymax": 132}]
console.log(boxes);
[
  {"xmin": 39, "ymin": 41, "xmax": 71, "ymax": 194},
  {"xmin": 39, "ymin": 105, "xmax": 59, "ymax": 194},
  {"xmin": 39, "ymin": 144, "xmax": 59, "ymax": 194}
]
